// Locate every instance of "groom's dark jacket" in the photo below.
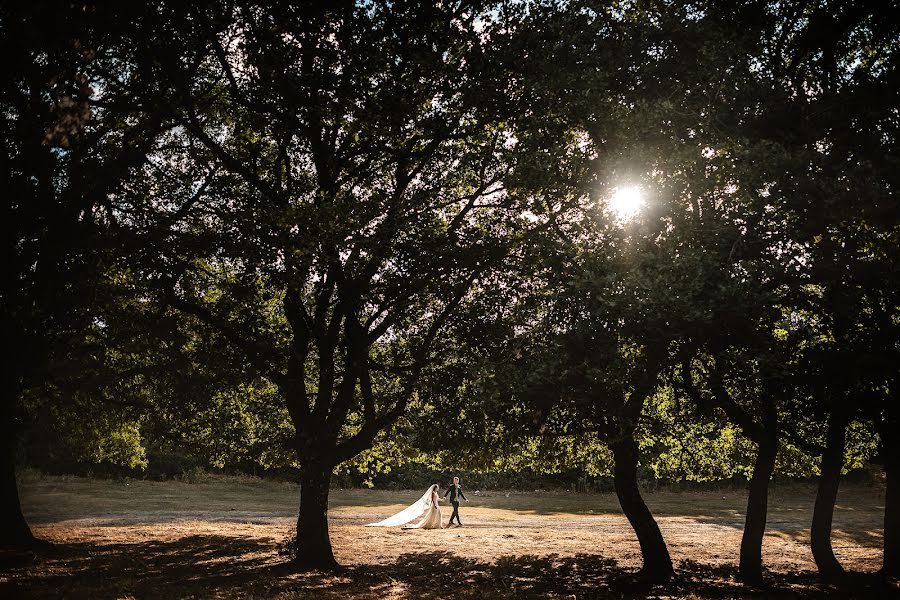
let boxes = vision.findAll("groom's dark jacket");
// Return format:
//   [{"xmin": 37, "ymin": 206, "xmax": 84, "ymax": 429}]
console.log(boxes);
[{"xmin": 443, "ymin": 484, "xmax": 467, "ymax": 503}]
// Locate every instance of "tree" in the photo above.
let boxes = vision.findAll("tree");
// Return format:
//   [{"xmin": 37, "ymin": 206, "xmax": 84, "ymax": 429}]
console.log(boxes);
[
  {"xmin": 743, "ymin": 0, "xmax": 900, "ymax": 578},
  {"xmin": 121, "ymin": 2, "xmax": 543, "ymax": 568},
  {"xmin": 0, "ymin": 1, "xmax": 193, "ymax": 548},
  {"xmin": 641, "ymin": 0, "xmax": 899, "ymax": 581}
]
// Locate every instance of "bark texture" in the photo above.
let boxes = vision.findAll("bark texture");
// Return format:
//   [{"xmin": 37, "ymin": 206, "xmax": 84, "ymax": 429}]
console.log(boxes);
[
  {"xmin": 811, "ymin": 413, "xmax": 847, "ymax": 579},
  {"xmin": 739, "ymin": 432, "xmax": 778, "ymax": 583},
  {"xmin": 610, "ymin": 434, "xmax": 673, "ymax": 580},
  {"xmin": 294, "ymin": 460, "xmax": 337, "ymax": 569}
]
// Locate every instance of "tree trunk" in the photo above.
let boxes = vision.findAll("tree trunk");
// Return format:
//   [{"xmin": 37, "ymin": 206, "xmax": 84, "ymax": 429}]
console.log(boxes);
[
  {"xmin": 0, "ymin": 373, "xmax": 39, "ymax": 550},
  {"xmin": 610, "ymin": 434, "xmax": 673, "ymax": 580},
  {"xmin": 294, "ymin": 459, "xmax": 337, "ymax": 570},
  {"xmin": 738, "ymin": 431, "xmax": 778, "ymax": 583},
  {"xmin": 883, "ymin": 408, "xmax": 899, "ymax": 578},
  {"xmin": 0, "ymin": 436, "xmax": 36, "ymax": 549},
  {"xmin": 811, "ymin": 412, "xmax": 847, "ymax": 580}
]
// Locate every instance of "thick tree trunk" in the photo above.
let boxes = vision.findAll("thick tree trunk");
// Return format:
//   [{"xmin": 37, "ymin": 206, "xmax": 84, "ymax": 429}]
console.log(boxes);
[
  {"xmin": 0, "ymin": 435, "xmax": 35, "ymax": 549},
  {"xmin": 0, "ymin": 374, "xmax": 39, "ymax": 549},
  {"xmin": 738, "ymin": 432, "xmax": 778, "ymax": 583},
  {"xmin": 610, "ymin": 434, "xmax": 673, "ymax": 580},
  {"xmin": 811, "ymin": 412, "xmax": 847, "ymax": 579},
  {"xmin": 883, "ymin": 409, "xmax": 899, "ymax": 579},
  {"xmin": 294, "ymin": 459, "xmax": 337, "ymax": 570}
]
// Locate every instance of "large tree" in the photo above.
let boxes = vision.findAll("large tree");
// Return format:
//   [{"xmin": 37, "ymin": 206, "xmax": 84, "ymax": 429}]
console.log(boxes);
[
  {"xmin": 0, "ymin": 2, "xmax": 201, "ymax": 548},
  {"xmin": 121, "ymin": 2, "xmax": 549, "ymax": 568},
  {"xmin": 744, "ymin": 0, "xmax": 900, "ymax": 578},
  {"xmin": 649, "ymin": 0, "xmax": 899, "ymax": 582}
]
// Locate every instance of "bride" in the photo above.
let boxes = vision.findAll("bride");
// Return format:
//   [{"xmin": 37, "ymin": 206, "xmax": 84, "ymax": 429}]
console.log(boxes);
[{"xmin": 365, "ymin": 484, "xmax": 443, "ymax": 529}]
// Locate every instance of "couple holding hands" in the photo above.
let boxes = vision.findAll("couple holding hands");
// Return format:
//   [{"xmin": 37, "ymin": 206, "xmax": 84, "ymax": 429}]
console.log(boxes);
[{"xmin": 367, "ymin": 476, "xmax": 468, "ymax": 530}]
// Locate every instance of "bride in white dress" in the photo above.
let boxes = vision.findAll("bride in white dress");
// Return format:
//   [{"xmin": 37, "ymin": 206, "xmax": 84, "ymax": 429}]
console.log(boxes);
[{"xmin": 365, "ymin": 484, "xmax": 443, "ymax": 529}]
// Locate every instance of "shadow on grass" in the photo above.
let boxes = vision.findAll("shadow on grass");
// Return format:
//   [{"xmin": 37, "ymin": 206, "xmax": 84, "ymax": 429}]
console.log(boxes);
[{"xmin": 2, "ymin": 536, "xmax": 896, "ymax": 599}]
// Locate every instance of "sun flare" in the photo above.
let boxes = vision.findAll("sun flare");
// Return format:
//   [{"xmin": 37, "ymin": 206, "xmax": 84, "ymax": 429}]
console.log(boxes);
[{"xmin": 608, "ymin": 186, "xmax": 643, "ymax": 220}]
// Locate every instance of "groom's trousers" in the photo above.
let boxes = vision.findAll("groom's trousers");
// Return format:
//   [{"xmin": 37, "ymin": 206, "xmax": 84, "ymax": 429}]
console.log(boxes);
[{"xmin": 448, "ymin": 501, "xmax": 461, "ymax": 525}]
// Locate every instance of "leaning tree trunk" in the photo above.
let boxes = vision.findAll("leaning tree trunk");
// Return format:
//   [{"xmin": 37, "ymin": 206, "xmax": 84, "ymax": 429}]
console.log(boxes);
[
  {"xmin": 883, "ymin": 405, "xmax": 899, "ymax": 579},
  {"xmin": 739, "ymin": 431, "xmax": 778, "ymax": 583},
  {"xmin": 811, "ymin": 412, "xmax": 847, "ymax": 580},
  {"xmin": 610, "ymin": 433, "xmax": 673, "ymax": 580},
  {"xmin": 294, "ymin": 457, "xmax": 337, "ymax": 569}
]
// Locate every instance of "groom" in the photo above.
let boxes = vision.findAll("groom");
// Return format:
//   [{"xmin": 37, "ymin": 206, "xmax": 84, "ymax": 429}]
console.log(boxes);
[{"xmin": 443, "ymin": 476, "xmax": 468, "ymax": 527}]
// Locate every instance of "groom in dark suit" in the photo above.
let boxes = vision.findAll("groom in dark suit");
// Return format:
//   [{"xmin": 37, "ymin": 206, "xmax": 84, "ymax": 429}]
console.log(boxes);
[{"xmin": 443, "ymin": 476, "xmax": 468, "ymax": 527}]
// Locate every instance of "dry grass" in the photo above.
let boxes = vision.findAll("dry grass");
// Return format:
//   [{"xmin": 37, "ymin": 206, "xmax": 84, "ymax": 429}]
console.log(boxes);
[{"xmin": 1, "ymin": 473, "xmax": 894, "ymax": 599}]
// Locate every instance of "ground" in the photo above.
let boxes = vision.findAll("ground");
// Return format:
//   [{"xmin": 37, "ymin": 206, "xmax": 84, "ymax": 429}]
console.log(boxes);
[{"xmin": 1, "ymin": 473, "xmax": 895, "ymax": 599}]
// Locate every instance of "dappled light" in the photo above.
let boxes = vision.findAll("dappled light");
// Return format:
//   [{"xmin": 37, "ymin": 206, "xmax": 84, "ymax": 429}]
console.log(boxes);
[{"xmin": 5, "ymin": 478, "xmax": 893, "ymax": 598}]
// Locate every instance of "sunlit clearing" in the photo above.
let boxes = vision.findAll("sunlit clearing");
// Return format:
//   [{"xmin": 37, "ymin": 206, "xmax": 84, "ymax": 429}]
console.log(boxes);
[{"xmin": 608, "ymin": 186, "xmax": 643, "ymax": 220}]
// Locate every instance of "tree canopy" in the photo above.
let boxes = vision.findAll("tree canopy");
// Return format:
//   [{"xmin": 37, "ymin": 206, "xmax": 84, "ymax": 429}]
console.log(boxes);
[{"xmin": 4, "ymin": 0, "xmax": 898, "ymax": 583}]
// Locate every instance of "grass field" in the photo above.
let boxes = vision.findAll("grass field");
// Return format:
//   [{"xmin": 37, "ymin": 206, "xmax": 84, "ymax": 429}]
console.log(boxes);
[{"xmin": 1, "ymin": 472, "xmax": 894, "ymax": 599}]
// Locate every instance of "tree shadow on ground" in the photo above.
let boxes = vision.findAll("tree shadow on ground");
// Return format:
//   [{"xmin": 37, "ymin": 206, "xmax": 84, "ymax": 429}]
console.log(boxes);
[
  {"xmin": 2, "ymin": 536, "xmax": 897, "ymax": 599},
  {"xmin": 0, "ymin": 535, "xmax": 284, "ymax": 599}
]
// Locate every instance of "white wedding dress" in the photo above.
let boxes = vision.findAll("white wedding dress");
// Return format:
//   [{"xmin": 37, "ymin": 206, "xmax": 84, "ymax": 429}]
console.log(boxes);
[{"xmin": 365, "ymin": 484, "xmax": 443, "ymax": 529}]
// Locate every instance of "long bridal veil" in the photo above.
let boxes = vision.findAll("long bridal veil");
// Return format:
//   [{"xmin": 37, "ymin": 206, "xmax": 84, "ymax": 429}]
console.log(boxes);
[{"xmin": 365, "ymin": 485, "xmax": 437, "ymax": 527}]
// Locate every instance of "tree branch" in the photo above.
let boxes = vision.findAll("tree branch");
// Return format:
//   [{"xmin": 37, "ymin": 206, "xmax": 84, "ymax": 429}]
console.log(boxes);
[
  {"xmin": 679, "ymin": 357, "xmax": 765, "ymax": 442},
  {"xmin": 164, "ymin": 289, "xmax": 285, "ymax": 388}
]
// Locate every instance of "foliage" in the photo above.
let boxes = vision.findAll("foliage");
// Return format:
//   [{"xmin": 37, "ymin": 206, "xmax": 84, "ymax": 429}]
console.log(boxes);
[{"xmin": 6, "ymin": 0, "xmax": 897, "ymax": 575}]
